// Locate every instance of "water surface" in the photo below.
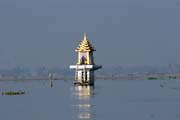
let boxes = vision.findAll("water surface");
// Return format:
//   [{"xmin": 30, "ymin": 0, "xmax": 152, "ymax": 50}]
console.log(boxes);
[{"xmin": 0, "ymin": 79, "xmax": 180, "ymax": 120}]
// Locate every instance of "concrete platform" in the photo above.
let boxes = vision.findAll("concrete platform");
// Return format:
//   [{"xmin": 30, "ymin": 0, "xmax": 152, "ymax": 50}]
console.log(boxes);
[{"xmin": 69, "ymin": 65, "xmax": 102, "ymax": 70}]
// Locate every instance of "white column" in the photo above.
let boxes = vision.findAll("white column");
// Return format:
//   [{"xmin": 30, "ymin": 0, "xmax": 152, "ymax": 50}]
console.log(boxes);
[
  {"xmin": 77, "ymin": 70, "xmax": 82, "ymax": 83},
  {"xmin": 87, "ymin": 71, "xmax": 90, "ymax": 82}
]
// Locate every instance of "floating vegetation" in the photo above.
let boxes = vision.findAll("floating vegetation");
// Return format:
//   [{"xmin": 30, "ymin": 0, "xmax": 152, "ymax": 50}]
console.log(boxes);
[
  {"xmin": 160, "ymin": 84, "xmax": 164, "ymax": 88},
  {"xmin": 147, "ymin": 77, "xmax": 158, "ymax": 80},
  {"xmin": 2, "ymin": 91, "xmax": 25, "ymax": 96}
]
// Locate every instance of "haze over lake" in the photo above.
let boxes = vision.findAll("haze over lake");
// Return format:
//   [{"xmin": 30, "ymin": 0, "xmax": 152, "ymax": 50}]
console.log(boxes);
[{"xmin": 0, "ymin": 0, "xmax": 180, "ymax": 68}]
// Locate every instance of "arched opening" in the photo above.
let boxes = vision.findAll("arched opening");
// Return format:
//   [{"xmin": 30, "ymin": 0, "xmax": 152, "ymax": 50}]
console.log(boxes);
[{"xmin": 80, "ymin": 56, "xmax": 87, "ymax": 65}]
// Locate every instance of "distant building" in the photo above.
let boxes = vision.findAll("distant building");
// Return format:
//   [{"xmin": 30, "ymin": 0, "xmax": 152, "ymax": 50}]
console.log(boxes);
[{"xmin": 70, "ymin": 34, "xmax": 102, "ymax": 86}]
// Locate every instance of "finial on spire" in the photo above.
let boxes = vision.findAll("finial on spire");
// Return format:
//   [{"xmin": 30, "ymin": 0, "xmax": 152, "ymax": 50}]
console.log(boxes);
[{"xmin": 83, "ymin": 33, "xmax": 88, "ymax": 40}]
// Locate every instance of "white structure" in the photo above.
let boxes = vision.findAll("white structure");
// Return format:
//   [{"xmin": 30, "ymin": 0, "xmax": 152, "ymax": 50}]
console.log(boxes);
[{"xmin": 69, "ymin": 34, "xmax": 102, "ymax": 86}]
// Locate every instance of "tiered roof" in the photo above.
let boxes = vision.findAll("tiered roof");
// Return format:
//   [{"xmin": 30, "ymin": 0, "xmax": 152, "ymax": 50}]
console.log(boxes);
[{"xmin": 76, "ymin": 34, "xmax": 95, "ymax": 52}]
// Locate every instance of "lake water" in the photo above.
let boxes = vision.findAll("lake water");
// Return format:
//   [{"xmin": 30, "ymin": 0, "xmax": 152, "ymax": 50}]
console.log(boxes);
[{"xmin": 0, "ymin": 79, "xmax": 180, "ymax": 120}]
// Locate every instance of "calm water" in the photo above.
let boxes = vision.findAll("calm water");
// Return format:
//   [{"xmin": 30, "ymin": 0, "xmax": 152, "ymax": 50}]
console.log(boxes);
[{"xmin": 0, "ymin": 79, "xmax": 180, "ymax": 120}]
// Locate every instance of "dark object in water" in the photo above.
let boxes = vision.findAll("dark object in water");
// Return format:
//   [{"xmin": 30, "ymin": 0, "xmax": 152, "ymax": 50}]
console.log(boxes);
[
  {"xmin": 2, "ymin": 91, "xmax": 25, "ymax": 95},
  {"xmin": 160, "ymin": 84, "xmax": 164, "ymax": 88},
  {"xmin": 74, "ymin": 82, "xmax": 94, "ymax": 86},
  {"xmin": 148, "ymin": 77, "xmax": 158, "ymax": 80}
]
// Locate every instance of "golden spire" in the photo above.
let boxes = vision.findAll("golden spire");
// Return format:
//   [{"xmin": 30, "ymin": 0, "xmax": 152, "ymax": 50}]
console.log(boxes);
[{"xmin": 76, "ymin": 33, "xmax": 95, "ymax": 52}]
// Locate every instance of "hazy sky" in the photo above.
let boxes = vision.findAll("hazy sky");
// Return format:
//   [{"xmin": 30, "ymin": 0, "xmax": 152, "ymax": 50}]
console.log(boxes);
[{"xmin": 0, "ymin": 0, "xmax": 179, "ymax": 68}]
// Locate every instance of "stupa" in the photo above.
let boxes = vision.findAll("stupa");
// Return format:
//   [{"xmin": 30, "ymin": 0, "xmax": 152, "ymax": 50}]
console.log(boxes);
[{"xmin": 69, "ymin": 34, "xmax": 102, "ymax": 86}]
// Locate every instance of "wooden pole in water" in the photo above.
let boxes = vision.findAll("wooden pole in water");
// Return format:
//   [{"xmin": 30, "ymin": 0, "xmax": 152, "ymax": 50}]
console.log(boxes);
[{"xmin": 49, "ymin": 73, "xmax": 53, "ymax": 88}]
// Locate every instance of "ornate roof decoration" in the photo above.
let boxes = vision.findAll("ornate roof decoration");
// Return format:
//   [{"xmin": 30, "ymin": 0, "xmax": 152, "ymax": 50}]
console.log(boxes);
[{"xmin": 76, "ymin": 33, "xmax": 95, "ymax": 52}]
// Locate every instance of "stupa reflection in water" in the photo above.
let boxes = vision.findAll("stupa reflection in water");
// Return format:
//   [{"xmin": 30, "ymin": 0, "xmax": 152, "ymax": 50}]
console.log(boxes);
[{"xmin": 73, "ymin": 86, "xmax": 95, "ymax": 120}]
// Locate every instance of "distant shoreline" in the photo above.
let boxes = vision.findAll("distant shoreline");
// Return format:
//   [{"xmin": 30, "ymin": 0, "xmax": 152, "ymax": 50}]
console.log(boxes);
[{"xmin": 0, "ymin": 73, "xmax": 180, "ymax": 81}]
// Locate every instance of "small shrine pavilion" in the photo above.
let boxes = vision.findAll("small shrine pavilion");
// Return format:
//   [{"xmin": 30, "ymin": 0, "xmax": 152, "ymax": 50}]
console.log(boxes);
[{"xmin": 69, "ymin": 34, "xmax": 102, "ymax": 86}]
